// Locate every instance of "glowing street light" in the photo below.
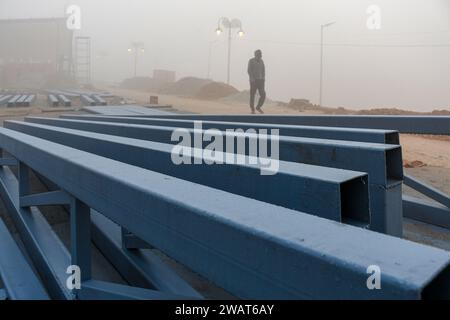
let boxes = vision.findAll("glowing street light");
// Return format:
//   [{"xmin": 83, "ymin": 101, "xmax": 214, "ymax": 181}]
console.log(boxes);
[
  {"xmin": 128, "ymin": 41, "xmax": 145, "ymax": 77},
  {"xmin": 215, "ymin": 17, "xmax": 245, "ymax": 85}
]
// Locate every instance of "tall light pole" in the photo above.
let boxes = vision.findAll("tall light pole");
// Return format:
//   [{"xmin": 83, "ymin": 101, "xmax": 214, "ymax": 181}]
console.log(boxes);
[
  {"xmin": 319, "ymin": 22, "xmax": 336, "ymax": 107},
  {"xmin": 128, "ymin": 41, "xmax": 145, "ymax": 78},
  {"xmin": 215, "ymin": 17, "xmax": 245, "ymax": 85}
]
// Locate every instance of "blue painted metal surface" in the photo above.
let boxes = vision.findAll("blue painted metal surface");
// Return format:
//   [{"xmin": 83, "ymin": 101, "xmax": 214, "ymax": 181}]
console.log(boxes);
[
  {"xmin": 133, "ymin": 115, "xmax": 450, "ymax": 135},
  {"xmin": 47, "ymin": 94, "xmax": 59, "ymax": 107},
  {"xmin": 91, "ymin": 95, "xmax": 107, "ymax": 106},
  {"xmin": 57, "ymin": 95, "xmax": 72, "ymax": 107},
  {"xmin": 0, "ymin": 166, "xmax": 72, "ymax": 299},
  {"xmin": 23, "ymin": 95, "xmax": 36, "ymax": 107},
  {"xmin": 61, "ymin": 115, "xmax": 400, "ymax": 144},
  {"xmin": 91, "ymin": 211, "xmax": 203, "ymax": 297},
  {"xmin": 83, "ymin": 106, "xmax": 176, "ymax": 116},
  {"xmin": 0, "ymin": 128, "xmax": 449, "ymax": 299},
  {"xmin": 0, "ymin": 289, "xmax": 6, "ymax": 300},
  {"xmin": 80, "ymin": 95, "xmax": 96, "ymax": 106},
  {"xmin": 6, "ymin": 120, "xmax": 371, "ymax": 225},
  {"xmin": 23, "ymin": 117, "xmax": 404, "ymax": 235},
  {"xmin": 0, "ymin": 218, "xmax": 50, "ymax": 300},
  {"xmin": 7, "ymin": 95, "xmax": 21, "ymax": 108},
  {"xmin": 78, "ymin": 280, "xmax": 193, "ymax": 300},
  {"xmin": 403, "ymin": 195, "xmax": 450, "ymax": 230},
  {"xmin": 0, "ymin": 95, "xmax": 12, "ymax": 106},
  {"xmin": 404, "ymin": 175, "xmax": 449, "ymax": 209}
]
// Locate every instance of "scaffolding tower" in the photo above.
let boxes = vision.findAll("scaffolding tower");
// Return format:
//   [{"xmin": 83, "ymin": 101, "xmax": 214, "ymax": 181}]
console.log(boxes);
[{"xmin": 74, "ymin": 36, "xmax": 91, "ymax": 85}]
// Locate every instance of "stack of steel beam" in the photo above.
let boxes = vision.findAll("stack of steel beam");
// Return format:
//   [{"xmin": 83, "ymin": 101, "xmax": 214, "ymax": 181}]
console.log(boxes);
[
  {"xmin": 80, "ymin": 95, "xmax": 96, "ymax": 106},
  {"xmin": 0, "ymin": 95, "xmax": 12, "ymax": 106},
  {"xmin": 47, "ymin": 94, "xmax": 59, "ymax": 107},
  {"xmin": 57, "ymin": 95, "xmax": 71, "ymax": 107},
  {"xmin": 91, "ymin": 95, "xmax": 107, "ymax": 106},
  {"xmin": 0, "ymin": 115, "xmax": 449, "ymax": 300},
  {"xmin": 7, "ymin": 95, "xmax": 21, "ymax": 108}
]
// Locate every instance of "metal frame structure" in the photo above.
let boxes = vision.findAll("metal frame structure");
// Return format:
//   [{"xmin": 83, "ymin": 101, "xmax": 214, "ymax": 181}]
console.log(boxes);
[
  {"xmin": 125, "ymin": 114, "xmax": 450, "ymax": 232},
  {"xmin": 0, "ymin": 127, "xmax": 449, "ymax": 299},
  {"xmin": 23, "ymin": 116, "xmax": 404, "ymax": 236},
  {"xmin": 4, "ymin": 120, "xmax": 371, "ymax": 226},
  {"xmin": 0, "ymin": 114, "xmax": 449, "ymax": 300}
]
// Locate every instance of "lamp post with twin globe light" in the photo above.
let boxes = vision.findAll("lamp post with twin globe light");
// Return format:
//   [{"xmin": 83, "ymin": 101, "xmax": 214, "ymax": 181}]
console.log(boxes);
[
  {"xmin": 128, "ymin": 42, "xmax": 145, "ymax": 78},
  {"xmin": 215, "ymin": 17, "xmax": 245, "ymax": 85}
]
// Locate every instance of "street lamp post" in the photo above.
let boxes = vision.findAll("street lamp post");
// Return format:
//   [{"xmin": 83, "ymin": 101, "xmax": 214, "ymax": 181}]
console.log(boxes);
[
  {"xmin": 319, "ymin": 22, "xmax": 336, "ymax": 107},
  {"xmin": 215, "ymin": 17, "xmax": 245, "ymax": 85},
  {"xmin": 128, "ymin": 42, "xmax": 145, "ymax": 78}
]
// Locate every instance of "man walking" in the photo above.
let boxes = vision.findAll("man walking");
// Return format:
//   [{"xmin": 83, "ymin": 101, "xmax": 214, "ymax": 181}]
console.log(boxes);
[{"xmin": 248, "ymin": 49, "xmax": 266, "ymax": 114}]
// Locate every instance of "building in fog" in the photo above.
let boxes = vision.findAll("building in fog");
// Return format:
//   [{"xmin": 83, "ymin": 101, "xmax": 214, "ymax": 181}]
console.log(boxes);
[
  {"xmin": 153, "ymin": 69, "xmax": 176, "ymax": 85},
  {"xmin": 0, "ymin": 18, "xmax": 74, "ymax": 88}
]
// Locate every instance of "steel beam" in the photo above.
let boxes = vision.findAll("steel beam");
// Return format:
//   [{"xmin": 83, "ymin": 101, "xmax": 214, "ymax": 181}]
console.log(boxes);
[
  {"xmin": 23, "ymin": 95, "xmax": 36, "ymax": 107},
  {"xmin": 36, "ymin": 172, "xmax": 202, "ymax": 298},
  {"xmin": 403, "ymin": 195, "xmax": 450, "ymax": 230},
  {"xmin": 404, "ymin": 175, "xmax": 449, "ymax": 209},
  {"xmin": 23, "ymin": 117, "xmax": 404, "ymax": 235},
  {"xmin": 91, "ymin": 211, "xmax": 203, "ymax": 297},
  {"xmin": 61, "ymin": 115, "xmax": 400, "ymax": 144},
  {"xmin": 78, "ymin": 280, "xmax": 192, "ymax": 300},
  {"xmin": 0, "ymin": 128, "xmax": 448, "ymax": 299},
  {"xmin": 92, "ymin": 95, "xmax": 107, "ymax": 106},
  {"xmin": 7, "ymin": 95, "xmax": 21, "ymax": 108},
  {"xmin": 6, "ymin": 120, "xmax": 371, "ymax": 226},
  {"xmin": 0, "ymin": 166, "xmax": 72, "ymax": 299},
  {"xmin": 130, "ymin": 115, "xmax": 450, "ymax": 135},
  {"xmin": 0, "ymin": 95, "xmax": 12, "ymax": 106},
  {"xmin": 80, "ymin": 95, "xmax": 96, "ymax": 106},
  {"xmin": 16, "ymin": 95, "xmax": 28, "ymax": 107},
  {"xmin": 57, "ymin": 95, "xmax": 72, "ymax": 107},
  {"xmin": 47, "ymin": 94, "xmax": 59, "ymax": 107},
  {"xmin": 0, "ymin": 219, "xmax": 50, "ymax": 300}
]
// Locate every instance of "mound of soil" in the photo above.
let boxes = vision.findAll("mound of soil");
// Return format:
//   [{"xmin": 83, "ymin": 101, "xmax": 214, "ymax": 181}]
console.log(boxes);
[
  {"xmin": 159, "ymin": 77, "xmax": 212, "ymax": 96},
  {"xmin": 195, "ymin": 82, "xmax": 239, "ymax": 100}
]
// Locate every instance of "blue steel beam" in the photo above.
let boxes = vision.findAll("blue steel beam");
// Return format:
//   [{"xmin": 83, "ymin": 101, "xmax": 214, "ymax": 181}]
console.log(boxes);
[
  {"xmin": 0, "ymin": 166, "xmax": 72, "ymax": 299},
  {"xmin": 7, "ymin": 95, "xmax": 21, "ymax": 108},
  {"xmin": 91, "ymin": 95, "xmax": 107, "ymax": 106},
  {"xmin": 47, "ymin": 95, "xmax": 59, "ymax": 107},
  {"xmin": 23, "ymin": 117, "xmax": 403, "ymax": 235},
  {"xmin": 36, "ymin": 172, "xmax": 202, "ymax": 297},
  {"xmin": 24, "ymin": 117, "xmax": 402, "ymax": 186},
  {"xmin": 403, "ymin": 195, "xmax": 450, "ymax": 230},
  {"xmin": 6, "ymin": 120, "xmax": 371, "ymax": 225},
  {"xmin": 57, "ymin": 95, "xmax": 72, "ymax": 107},
  {"xmin": 0, "ymin": 95, "xmax": 12, "ymax": 106},
  {"xmin": 91, "ymin": 211, "xmax": 203, "ymax": 298},
  {"xmin": 0, "ymin": 219, "xmax": 50, "ymax": 300},
  {"xmin": 23, "ymin": 95, "xmax": 36, "ymax": 107},
  {"xmin": 130, "ymin": 115, "xmax": 450, "ymax": 135},
  {"xmin": 61, "ymin": 115, "xmax": 400, "ymax": 144},
  {"xmin": 80, "ymin": 95, "xmax": 96, "ymax": 106},
  {"xmin": 404, "ymin": 175, "xmax": 449, "ymax": 209},
  {"xmin": 78, "ymin": 280, "xmax": 194, "ymax": 300},
  {"xmin": 0, "ymin": 128, "xmax": 449, "ymax": 299}
]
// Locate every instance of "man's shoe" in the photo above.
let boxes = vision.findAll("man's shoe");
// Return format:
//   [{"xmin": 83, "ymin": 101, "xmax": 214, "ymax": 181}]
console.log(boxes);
[
  {"xmin": 251, "ymin": 109, "xmax": 256, "ymax": 114},
  {"xmin": 256, "ymin": 107, "xmax": 264, "ymax": 114}
]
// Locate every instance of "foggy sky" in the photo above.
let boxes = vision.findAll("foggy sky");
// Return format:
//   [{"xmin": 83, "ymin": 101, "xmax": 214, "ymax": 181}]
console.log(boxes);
[{"xmin": 1, "ymin": 0, "xmax": 449, "ymax": 110}]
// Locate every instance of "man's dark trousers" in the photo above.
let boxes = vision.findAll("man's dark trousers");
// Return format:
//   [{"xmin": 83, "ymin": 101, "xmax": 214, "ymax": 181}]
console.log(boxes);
[{"xmin": 250, "ymin": 79, "xmax": 266, "ymax": 110}]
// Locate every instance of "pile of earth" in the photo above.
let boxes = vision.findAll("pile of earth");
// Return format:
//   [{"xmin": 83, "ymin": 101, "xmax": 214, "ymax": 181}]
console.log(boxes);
[
  {"xmin": 195, "ymin": 82, "xmax": 239, "ymax": 100},
  {"xmin": 159, "ymin": 77, "xmax": 212, "ymax": 96}
]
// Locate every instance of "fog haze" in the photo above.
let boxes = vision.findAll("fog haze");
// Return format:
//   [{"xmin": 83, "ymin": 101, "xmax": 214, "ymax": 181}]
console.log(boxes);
[{"xmin": 1, "ymin": 0, "xmax": 449, "ymax": 110}]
